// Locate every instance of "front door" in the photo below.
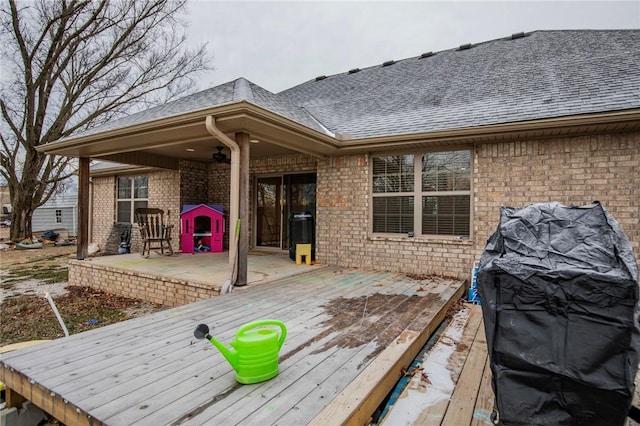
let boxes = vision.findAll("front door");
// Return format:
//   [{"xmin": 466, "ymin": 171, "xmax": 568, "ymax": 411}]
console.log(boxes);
[{"xmin": 254, "ymin": 173, "xmax": 316, "ymax": 250}]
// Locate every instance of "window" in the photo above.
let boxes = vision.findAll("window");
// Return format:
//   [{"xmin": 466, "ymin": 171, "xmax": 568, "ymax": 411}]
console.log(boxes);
[
  {"xmin": 116, "ymin": 175, "xmax": 148, "ymax": 223},
  {"xmin": 372, "ymin": 155, "xmax": 414, "ymax": 233},
  {"xmin": 372, "ymin": 150, "xmax": 471, "ymax": 238},
  {"xmin": 55, "ymin": 209, "xmax": 62, "ymax": 224}
]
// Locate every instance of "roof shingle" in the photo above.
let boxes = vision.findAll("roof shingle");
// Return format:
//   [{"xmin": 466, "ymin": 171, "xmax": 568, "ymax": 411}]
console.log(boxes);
[
  {"xmin": 278, "ymin": 30, "xmax": 640, "ymax": 138},
  {"xmin": 67, "ymin": 30, "xmax": 640, "ymax": 141}
]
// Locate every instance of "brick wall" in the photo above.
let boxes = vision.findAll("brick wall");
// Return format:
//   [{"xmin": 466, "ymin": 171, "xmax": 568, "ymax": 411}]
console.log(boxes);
[
  {"xmin": 90, "ymin": 176, "xmax": 115, "ymax": 251},
  {"xmin": 84, "ymin": 131, "xmax": 638, "ymax": 299},
  {"xmin": 90, "ymin": 170, "xmax": 181, "ymax": 253},
  {"xmin": 250, "ymin": 154, "xmax": 317, "ymax": 174},
  {"xmin": 316, "ymin": 155, "xmax": 475, "ymax": 279},
  {"xmin": 180, "ymin": 160, "xmax": 209, "ymax": 206},
  {"xmin": 474, "ymin": 131, "xmax": 640, "ymax": 268},
  {"xmin": 208, "ymin": 163, "xmax": 231, "ymax": 248},
  {"xmin": 68, "ymin": 260, "xmax": 219, "ymax": 306},
  {"xmin": 316, "ymin": 131, "xmax": 640, "ymax": 279}
]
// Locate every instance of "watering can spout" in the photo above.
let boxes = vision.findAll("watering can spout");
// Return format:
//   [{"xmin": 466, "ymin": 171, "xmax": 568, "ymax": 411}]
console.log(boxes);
[
  {"xmin": 209, "ymin": 337, "xmax": 239, "ymax": 371},
  {"xmin": 193, "ymin": 324, "xmax": 239, "ymax": 371}
]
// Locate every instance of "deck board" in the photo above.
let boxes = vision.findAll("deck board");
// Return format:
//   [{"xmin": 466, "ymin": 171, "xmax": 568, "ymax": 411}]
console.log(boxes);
[
  {"xmin": 178, "ymin": 278, "xmax": 460, "ymax": 426},
  {"xmin": 0, "ymin": 267, "xmax": 464, "ymax": 426},
  {"xmin": 308, "ymin": 281, "xmax": 464, "ymax": 426},
  {"xmin": 470, "ymin": 356, "xmax": 495, "ymax": 426},
  {"xmin": 22, "ymin": 269, "xmax": 376, "ymax": 387},
  {"xmin": 380, "ymin": 303, "xmax": 483, "ymax": 425},
  {"xmin": 440, "ymin": 322, "xmax": 488, "ymax": 425}
]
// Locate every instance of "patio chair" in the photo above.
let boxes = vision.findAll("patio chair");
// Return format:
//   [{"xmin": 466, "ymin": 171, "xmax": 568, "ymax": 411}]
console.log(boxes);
[{"xmin": 135, "ymin": 208, "xmax": 174, "ymax": 257}]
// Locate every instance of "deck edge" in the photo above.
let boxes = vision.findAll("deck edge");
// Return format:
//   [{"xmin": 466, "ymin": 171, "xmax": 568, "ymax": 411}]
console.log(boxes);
[{"xmin": 308, "ymin": 281, "xmax": 466, "ymax": 426}]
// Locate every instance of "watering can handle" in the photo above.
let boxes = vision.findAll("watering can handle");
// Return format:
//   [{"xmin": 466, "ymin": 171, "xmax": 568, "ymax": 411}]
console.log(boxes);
[{"xmin": 237, "ymin": 320, "xmax": 287, "ymax": 350}]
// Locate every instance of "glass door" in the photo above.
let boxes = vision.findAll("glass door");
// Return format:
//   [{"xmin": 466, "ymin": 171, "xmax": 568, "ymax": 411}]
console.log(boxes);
[
  {"xmin": 282, "ymin": 173, "xmax": 317, "ymax": 251},
  {"xmin": 254, "ymin": 173, "xmax": 316, "ymax": 250},
  {"xmin": 256, "ymin": 176, "xmax": 282, "ymax": 248}
]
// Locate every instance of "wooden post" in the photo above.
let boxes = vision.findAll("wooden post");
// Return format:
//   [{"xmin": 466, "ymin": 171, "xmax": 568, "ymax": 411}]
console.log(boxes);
[
  {"xmin": 235, "ymin": 132, "xmax": 250, "ymax": 286},
  {"xmin": 77, "ymin": 157, "xmax": 90, "ymax": 260}
]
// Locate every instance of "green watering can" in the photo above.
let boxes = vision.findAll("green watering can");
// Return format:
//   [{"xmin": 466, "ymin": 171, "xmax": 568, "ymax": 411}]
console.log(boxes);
[{"xmin": 194, "ymin": 320, "xmax": 287, "ymax": 384}]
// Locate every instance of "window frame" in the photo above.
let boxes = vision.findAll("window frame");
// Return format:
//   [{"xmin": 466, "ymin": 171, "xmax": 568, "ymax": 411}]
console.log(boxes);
[
  {"xmin": 55, "ymin": 209, "xmax": 62, "ymax": 224},
  {"xmin": 370, "ymin": 147, "xmax": 473, "ymax": 239},
  {"xmin": 116, "ymin": 175, "xmax": 149, "ymax": 224}
]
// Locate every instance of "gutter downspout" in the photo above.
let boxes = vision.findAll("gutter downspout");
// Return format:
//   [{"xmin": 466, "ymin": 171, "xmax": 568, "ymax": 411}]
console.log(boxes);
[{"xmin": 205, "ymin": 116, "xmax": 239, "ymax": 265}]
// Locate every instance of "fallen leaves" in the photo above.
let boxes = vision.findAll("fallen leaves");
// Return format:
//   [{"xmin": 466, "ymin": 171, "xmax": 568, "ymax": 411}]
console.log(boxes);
[
  {"xmin": 1, "ymin": 286, "xmax": 165, "ymax": 345},
  {"xmin": 401, "ymin": 364, "xmax": 431, "ymax": 383}
]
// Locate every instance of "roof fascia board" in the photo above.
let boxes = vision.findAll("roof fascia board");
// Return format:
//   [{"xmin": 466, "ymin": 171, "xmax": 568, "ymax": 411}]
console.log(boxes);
[
  {"xmin": 36, "ymin": 102, "xmax": 253, "ymax": 154},
  {"xmin": 78, "ymin": 134, "xmax": 217, "ymax": 158},
  {"xmin": 217, "ymin": 102, "xmax": 340, "ymax": 148},
  {"xmin": 336, "ymin": 109, "xmax": 640, "ymax": 153},
  {"xmin": 38, "ymin": 102, "xmax": 640, "ymax": 157},
  {"xmin": 216, "ymin": 112, "xmax": 339, "ymax": 157},
  {"xmin": 37, "ymin": 100, "xmax": 340, "ymax": 156}
]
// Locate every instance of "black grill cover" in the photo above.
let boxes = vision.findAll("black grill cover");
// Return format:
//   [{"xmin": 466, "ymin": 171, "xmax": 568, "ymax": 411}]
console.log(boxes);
[{"xmin": 477, "ymin": 202, "xmax": 639, "ymax": 425}]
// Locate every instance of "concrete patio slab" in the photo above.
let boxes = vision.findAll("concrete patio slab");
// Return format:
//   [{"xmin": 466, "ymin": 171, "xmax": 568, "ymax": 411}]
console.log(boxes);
[
  {"xmin": 84, "ymin": 250, "xmax": 320, "ymax": 287},
  {"xmin": 68, "ymin": 250, "xmax": 323, "ymax": 306}
]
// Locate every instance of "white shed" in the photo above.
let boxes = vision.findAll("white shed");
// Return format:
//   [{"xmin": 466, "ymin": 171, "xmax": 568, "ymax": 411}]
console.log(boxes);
[{"xmin": 32, "ymin": 193, "xmax": 78, "ymax": 237}]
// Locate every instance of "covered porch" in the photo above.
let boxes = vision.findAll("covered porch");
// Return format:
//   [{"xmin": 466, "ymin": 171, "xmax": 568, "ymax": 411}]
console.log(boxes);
[{"xmin": 38, "ymin": 79, "xmax": 341, "ymax": 290}]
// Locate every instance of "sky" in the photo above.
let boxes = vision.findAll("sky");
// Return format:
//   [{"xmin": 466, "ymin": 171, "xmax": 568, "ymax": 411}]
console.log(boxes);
[{"xmin": 185, "ymin": 0, "xmax": 640, "ymax": 93}]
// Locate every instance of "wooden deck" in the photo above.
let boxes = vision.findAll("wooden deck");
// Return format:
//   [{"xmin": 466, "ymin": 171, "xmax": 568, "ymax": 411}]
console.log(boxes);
[
  {"xmin": 0, "ymin": 267, "xmax": 465, "ymax": 426},
  {"xmin": 381, "ymin": 303, "xmax": 640, "ymax": 425},
  {"xmin": 380, "ymin": 304, "xmax": 494, "ymax": 425}
]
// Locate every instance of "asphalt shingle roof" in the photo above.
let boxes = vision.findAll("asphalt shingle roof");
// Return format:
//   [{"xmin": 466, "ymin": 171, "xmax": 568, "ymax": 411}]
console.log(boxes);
[
  {"xmin": 278, "ymin": 30, "xmax": 640, "ymax": 138},
  {"xmin": 71, "ymin": 78, "xmax": 328, "ymax": 139},
  {"xmin": 68, "ymin": 30, "xmax": 640, "ymax": 141}
]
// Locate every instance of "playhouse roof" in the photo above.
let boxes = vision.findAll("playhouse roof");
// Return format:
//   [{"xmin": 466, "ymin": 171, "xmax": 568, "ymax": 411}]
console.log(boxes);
[{"xmin": 180, "ymin": 204, "xmax": 224, "ymax": 216}]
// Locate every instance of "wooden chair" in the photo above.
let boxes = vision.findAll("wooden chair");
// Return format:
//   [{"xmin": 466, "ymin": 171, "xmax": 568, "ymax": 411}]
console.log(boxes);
[{"xmin": 134, "ymin": 208, "xmax": 174, "ymax": 257}]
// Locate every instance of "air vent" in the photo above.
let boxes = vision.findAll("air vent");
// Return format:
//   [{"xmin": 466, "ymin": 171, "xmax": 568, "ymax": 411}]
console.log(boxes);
[
  {"xmin": 382, "ymin": 60, "xmax": 395, "ymax": 67},
  {"xmin": 348, "ymin": 68, "xmax": 361, "ymax": 74},
  {"xmin": 458, "ymin": 43, "xmax": 472, "ymax": 50},
  {"xmin": 315, "ymin": 75, "xmax": 327, "ymax": 81},
  {"xmin": 420, "ymin": 51, "xmax": 434, "ymax": 59},
  {"xmin": 511, "ymin": 32, "xmax": 526, "ymax": 40}
]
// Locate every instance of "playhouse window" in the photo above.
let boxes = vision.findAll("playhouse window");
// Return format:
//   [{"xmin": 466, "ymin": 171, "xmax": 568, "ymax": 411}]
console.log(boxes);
[{"xmin": 116, "ymin": 175, "xmax": 148, "ymax": 223}]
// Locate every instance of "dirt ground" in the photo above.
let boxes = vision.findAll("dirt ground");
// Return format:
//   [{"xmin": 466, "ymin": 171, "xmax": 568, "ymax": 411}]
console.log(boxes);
[{"xmin": 1, "ymin": 228, "xmax": 166, "ymax": 346}]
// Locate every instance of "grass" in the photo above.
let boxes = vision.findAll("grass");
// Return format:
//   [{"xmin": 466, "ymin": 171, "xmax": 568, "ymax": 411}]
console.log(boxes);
[{"xmin": 2, "ymin": 264, "xmax": 69, "ymax": 284}]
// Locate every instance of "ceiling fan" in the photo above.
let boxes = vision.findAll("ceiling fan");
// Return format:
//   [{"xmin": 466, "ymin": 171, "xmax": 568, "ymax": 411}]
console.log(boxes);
[{"xmin": 212, "ymin": 146, "xmax": 231, "ymax": 164}]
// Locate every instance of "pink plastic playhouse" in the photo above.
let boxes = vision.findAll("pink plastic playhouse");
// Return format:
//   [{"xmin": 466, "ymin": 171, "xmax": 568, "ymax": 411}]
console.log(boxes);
[{"xmin": 180, "ymin": 204, "xmax": 225, "ymax": 253}]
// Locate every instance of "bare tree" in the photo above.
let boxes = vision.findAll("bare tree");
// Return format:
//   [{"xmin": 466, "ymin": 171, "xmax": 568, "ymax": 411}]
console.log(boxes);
[{"xmin": 0, "ymin": 0, "xmax": 209, "ymax": 241}]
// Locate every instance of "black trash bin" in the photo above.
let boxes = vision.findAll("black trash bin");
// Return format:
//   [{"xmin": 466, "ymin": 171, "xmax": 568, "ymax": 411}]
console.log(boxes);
[{"xmin": 288, "ymin": 211, "xmax": 315, "ymax": 261}]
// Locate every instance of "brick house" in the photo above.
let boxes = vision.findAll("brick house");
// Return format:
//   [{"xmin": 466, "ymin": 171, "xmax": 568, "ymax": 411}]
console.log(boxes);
[{"xmin": 40, "ymin": 30, "xmax": 640, "ymax": 285}]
